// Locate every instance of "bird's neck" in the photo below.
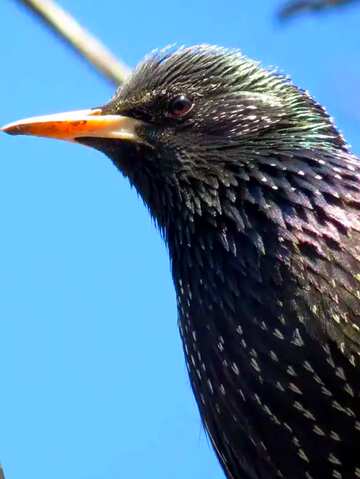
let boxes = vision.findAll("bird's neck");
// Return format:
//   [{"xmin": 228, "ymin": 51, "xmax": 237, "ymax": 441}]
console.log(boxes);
[
  {"xmin": 166, "ymin": 191, "xmax": 286, "ymax": 328},
  {"xmin": 164, "ymin": 146, "xmax": 360, "ymax": 344}
]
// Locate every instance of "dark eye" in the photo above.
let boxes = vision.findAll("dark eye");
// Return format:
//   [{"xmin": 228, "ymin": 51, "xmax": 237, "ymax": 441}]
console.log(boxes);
[{"xmin": 167, "ymin": 95, "xmax": 193, "ymax": 119}]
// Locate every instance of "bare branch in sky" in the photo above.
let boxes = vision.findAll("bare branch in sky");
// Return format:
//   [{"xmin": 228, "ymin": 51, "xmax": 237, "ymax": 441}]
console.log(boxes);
[
  {"xmin": 278, "ymin": 0, "xmax": 358, "ymax": 19},
  {"xmin": 2, "ymin": 1, "xmax": 132, "ymax": 476},
  {"xmin": 15, "ymin": 0, "xmax": 131, "ymax": 85}
]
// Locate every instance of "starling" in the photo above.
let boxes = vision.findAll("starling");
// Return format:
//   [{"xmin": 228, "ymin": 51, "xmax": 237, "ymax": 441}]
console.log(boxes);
[{"xmin": 2, "ymin": 45, "xmax": 360, "ymax": 479}]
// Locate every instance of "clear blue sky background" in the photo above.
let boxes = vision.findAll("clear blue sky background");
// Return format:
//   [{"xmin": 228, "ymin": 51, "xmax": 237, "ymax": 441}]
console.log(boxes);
[{"xmin": 0, "ymin": 1, "xmax": 359, "ymax": 478}]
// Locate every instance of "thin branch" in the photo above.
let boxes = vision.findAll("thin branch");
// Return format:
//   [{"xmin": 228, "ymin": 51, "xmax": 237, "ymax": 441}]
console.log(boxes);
[
  {"xmin": 15, "ymin": 0, "xmax": 131, "ymax": 85},
  {"xmin": 2, "ymin": 2, "xmax": 132, "ymax": 475},
  {"xmin": 278, "ymin": 0, "xmax": 358, "ymax": 19}
]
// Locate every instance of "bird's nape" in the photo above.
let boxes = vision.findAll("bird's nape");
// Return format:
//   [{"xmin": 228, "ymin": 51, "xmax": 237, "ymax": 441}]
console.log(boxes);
[{"xmin": 3, "ymin": 45, "xmax": 360, "ymax": 479}]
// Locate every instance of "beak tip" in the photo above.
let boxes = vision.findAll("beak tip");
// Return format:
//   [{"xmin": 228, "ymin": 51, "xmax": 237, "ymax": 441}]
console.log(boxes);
[{"xmin": 1, "ymin": 123, "xmax": 20, "ymax": 135}]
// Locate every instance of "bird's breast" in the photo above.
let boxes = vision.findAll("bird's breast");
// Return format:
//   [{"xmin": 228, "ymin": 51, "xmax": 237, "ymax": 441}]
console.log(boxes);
[{"xmin": 172, "ymin": 229, "xmax": 360, "ymax": 479}]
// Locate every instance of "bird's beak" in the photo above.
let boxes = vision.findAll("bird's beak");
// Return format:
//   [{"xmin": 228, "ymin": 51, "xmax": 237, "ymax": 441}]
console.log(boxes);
[{"xmin": 1, "ymin": 108, "xmax": 142, "ymax": 144}]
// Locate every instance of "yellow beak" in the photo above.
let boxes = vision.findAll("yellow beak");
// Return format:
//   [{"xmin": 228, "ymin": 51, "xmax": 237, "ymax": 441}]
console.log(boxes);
[{"xmin": 1, "ymin": 108, "xmax": 143, "ymax": 143}]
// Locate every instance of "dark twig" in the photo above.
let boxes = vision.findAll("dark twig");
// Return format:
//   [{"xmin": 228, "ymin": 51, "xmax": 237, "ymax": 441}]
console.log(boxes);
[
  {"xmin": 15, "ymin": 0, "xmax": 130, "ymax": 85},
  {"xmin": 278, "ymin": 0, "xmax": 358, "ymax": 19}
]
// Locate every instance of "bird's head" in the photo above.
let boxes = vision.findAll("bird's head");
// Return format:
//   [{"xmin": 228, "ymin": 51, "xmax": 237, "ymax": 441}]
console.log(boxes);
[{"xmin": 1, "ymin": 45, "xmax": 348, "ymax": 235}]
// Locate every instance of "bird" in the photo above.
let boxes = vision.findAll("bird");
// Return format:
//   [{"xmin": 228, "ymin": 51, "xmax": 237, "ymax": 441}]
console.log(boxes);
[{"xmin": 2, "ymin": 45, "xmax": 360, "ymax": 479}]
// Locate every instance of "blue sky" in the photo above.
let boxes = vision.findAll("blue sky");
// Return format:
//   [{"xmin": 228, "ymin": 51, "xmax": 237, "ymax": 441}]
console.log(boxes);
[{"xmin": 0, "ymin": 1, "xmax": 359, "ymax": 478}]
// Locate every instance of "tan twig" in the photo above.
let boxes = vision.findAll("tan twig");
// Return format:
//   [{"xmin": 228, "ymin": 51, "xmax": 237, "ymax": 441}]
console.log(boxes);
[
  {"xmin": 15, "ymin": 0, "xmax": 131, "ymax": 85},
  {"xmin": 1, "ymin": 2, "xmax": 132, "ymax": 476}
]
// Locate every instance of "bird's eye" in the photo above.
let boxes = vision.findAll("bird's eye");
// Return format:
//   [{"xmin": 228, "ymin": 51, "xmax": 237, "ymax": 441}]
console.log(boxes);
[{"xmin": 167, "ymin": 95, "xmax": 193, "ymax": 119}]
